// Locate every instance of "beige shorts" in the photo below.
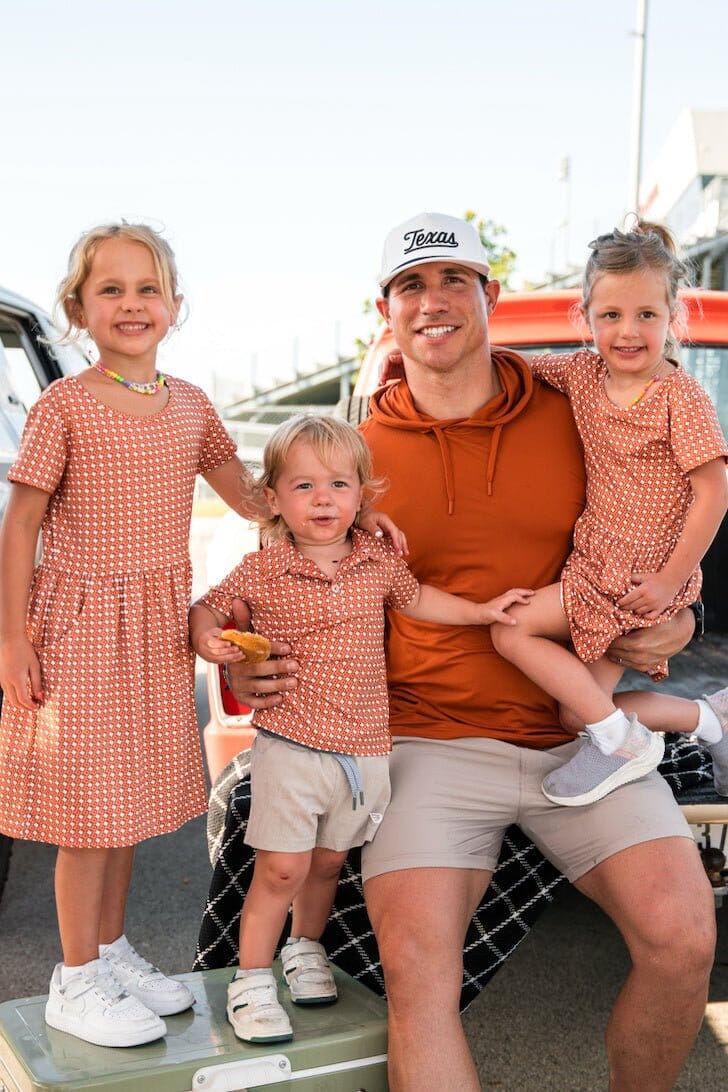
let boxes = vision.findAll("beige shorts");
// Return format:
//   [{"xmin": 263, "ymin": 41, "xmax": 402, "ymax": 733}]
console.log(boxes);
[
  {"xmin": 361, "ymin": 735, "xmax": 692, "ymax": 884},
  {"xmin": 246, "ymin": 732, "xmax": 391, "ymax": 853}
]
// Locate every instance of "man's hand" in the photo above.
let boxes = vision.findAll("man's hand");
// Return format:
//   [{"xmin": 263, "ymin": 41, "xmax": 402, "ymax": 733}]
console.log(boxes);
[
  {"xmin": 225, "ymin": 597, "xmax": 299, "ymax": 710},
  {"xmin": 606, "ymin": 607, "xmax": 695, "ymax": 672}
]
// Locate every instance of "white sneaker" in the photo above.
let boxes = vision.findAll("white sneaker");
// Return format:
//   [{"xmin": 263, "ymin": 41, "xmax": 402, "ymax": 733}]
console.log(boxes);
[
  {"xmin": 226, "ymin": 970, "xmax": 293, "ymax": 1043},
  {"xmin": 281, "ymin": 937, "xmax": 338, "ymax": 1004},
  {"xmin": 45, "ymin": 959, "xmax": 166, "ymax": 1047},
  {"xmin": 703, "ymin": 686, "xmax": 728, "ymax": 796},
  {"xmin": 100, "ymin": 935, "xmax": 194, "ymax": 1016}
]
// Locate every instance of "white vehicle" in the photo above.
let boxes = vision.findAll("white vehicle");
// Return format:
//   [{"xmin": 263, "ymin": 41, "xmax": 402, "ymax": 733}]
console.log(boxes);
[{"xmin": 0, "ymin": 286, "xmax": 87, "ymax": 900}]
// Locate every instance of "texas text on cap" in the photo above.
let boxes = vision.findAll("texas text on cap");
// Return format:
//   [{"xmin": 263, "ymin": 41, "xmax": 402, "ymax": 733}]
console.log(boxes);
[{"xmin": 379, "ymin": 211, "xmax": 491, "ymax": 288}]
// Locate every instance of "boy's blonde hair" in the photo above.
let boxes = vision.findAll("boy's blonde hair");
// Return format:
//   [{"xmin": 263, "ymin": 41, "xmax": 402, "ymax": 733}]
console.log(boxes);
[
  {"xmin": 54, "ymin": 222, "xmax": 181, "ymax": 344},
  {"xmin": 579, "ymin": 219, "xmax": 691, "ymax": 358},
  {"xmin": 250, "ymin": 414, "xmax": 384, "ymax": 544}
]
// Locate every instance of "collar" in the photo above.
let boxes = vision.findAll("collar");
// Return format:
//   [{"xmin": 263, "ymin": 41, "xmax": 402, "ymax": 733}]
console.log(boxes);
[{"xmin": 260, "ymin": 527, "xmax": 388, "ymax": 581}]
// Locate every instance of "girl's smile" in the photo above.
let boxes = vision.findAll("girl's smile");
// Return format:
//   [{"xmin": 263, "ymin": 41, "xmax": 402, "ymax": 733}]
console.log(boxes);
[
  {"xmin": 586, "ymin": 269, "xmax": 675, "ymax": 388},
  {"xmin": 75, "ymin": 238, "xmax": 181, "ymax": 375}
]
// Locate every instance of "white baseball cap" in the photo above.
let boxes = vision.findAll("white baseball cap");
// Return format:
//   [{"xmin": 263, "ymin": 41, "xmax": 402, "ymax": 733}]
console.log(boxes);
[{"xmin": 378, "ymin": 211, "xmax": 491, "ymax": 289}]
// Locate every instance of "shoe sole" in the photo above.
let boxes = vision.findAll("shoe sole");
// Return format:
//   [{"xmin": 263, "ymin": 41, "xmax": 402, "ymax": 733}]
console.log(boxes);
[
  {"xmin": 227, "ymin": 1013, "xmax": 293, "ymax": 1043},
  {"xmin": 289, "ymin": 992, "xmax": 338, "ymax": 1006},
  {"xmin": 542, "ymin": 733, "xmax": 665, "ymax": 807},
  {"xmin": 45, "ymin": 1010, "xmax": 166, "ymax": 1048},
  {"xmin": 125, "ymin": 988, "xmax": 194, "ymax": 1016}
]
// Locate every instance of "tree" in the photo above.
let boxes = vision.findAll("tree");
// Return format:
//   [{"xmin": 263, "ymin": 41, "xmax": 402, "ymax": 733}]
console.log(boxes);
[{"xmin": 354, "ymin": 211, "xmax": 517, "ymax": 360}]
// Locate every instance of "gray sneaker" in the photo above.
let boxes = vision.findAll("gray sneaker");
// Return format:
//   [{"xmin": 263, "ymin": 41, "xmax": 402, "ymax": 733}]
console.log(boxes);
[
  {"xmin": 703, "ymin": 686, "xmax": 728, "ymax": 796},
  {"xmin": 542, "ymin": 715, "xmax": 665, "ymax": 807}
]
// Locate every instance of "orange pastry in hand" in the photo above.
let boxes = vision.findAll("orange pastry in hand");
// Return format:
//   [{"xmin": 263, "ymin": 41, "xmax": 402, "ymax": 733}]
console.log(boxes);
[{"xmin": 219, "ymin": 630, "xmax": 271, "ymax": 663}]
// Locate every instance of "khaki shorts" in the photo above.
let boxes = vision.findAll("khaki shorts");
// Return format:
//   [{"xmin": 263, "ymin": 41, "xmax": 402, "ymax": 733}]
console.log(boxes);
[
  {"xmin": 246, "ymin": 732, "xmax": 391, "ymax": 853},
  {"xmin": 361, "ymin": 735, "xmax": 692, "ymax": 884}
]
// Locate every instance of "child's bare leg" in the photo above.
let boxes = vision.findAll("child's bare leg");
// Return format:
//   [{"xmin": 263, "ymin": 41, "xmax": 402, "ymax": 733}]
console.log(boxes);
[
  {"xmin": 290, "ymin": 847, "xmax": 348, "ymax": 940},
  {"xmin": 239, "ymin": 849, "xmax": 311, "ymax": 969},
  {"xmin": 614, "ymin": 691, "xmax": 700, "ymax": 734},
  {"xmin": 492, "ymin": 584, "xmax": 617, "ymax": 724},
  {"xmin": 560, "ymin": 656, "xmax": 626, "ymax": 735},
  {"xmin": 55, "ymin": 846, "xmax": 110, "ymax": 966},
  {"xmin": 99, "ymin": 846, "xmax": 135, "ymax": 945}
]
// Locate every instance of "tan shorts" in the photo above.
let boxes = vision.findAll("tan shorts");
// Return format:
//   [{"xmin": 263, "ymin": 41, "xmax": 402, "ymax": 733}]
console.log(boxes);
[
  {"xmin": 246, "ymin": 732, "xmax": 391, "ymax": 853},
  {"xmin": 361, "ymin": 735, "xmax": 692, "ymax": 884}
]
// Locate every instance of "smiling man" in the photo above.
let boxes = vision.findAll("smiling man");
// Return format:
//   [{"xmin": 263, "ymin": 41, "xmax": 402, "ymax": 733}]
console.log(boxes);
[
  {"xmin": 227, "ymin": 213, "xmax": 715, "ymax": 1091},
  {"xmin": 357, "ymin": 212, "xmax": 714, "ymax": 1092}
]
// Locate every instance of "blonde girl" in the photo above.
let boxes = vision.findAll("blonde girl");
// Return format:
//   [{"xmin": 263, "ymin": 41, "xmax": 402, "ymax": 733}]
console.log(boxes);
[{"xmin": 491, "ymin": 222, "xmax": 728, "ymax": 807}]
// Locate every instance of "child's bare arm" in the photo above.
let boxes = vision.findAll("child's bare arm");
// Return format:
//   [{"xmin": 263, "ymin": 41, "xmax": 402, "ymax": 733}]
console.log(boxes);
[
  {"xmin": 619, "ymin": 457, "xmax": 728, "ymax": 618},
  {"xmin": 0, "ymin": 483, "xmax": 50, "ymax": 709},
  {"xmin": 203, "ymin": 456, "xmax": 267, "ymax": 521},
  {"xmin": 399, "ymin": 585, "xmax": 534, "ymax": 627}
]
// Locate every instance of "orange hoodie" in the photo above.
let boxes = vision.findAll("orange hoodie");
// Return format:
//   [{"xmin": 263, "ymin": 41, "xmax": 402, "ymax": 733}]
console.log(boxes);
[{"xmin": 360, "ymin": 349, "xmax": 586, "ymax": 749}]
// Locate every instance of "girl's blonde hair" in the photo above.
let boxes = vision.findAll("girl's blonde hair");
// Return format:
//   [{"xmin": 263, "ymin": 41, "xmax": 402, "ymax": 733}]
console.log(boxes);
[
  {"xmin": 249, "ymin": 413, "xmax": 384, "ymax": 544},
  {"xmin": 579, "ymin": 219, "xmax": 691, "ymax": 358},
  {"xmin": 54, "ymin": 222, "xmax": 181, "ymax": 344}
]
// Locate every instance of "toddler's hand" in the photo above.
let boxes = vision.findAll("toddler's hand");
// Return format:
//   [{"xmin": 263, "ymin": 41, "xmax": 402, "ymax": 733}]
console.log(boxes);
[
  {"xmin": 359, "ymin": 509, "xmax": 409, "ymax": 556},
  {"xmin": 195, "ymin": 627, "xmax": 247, "ymax": 665},
  {"xmin": 618, "ymin": 572, "xmax": 679, "ymax": 618},
  {"xmin": 479, "ymin": 588, "xmax": 535, "ymax": 625},
  {"xmin": 378, "ymin": 350, "xmax": 405, "ymax": 384}
]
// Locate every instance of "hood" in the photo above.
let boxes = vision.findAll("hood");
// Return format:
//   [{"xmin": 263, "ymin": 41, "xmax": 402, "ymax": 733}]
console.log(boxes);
[{"xmin": 367, "ymin": 349, "xmax": 533, "ymax": 512}]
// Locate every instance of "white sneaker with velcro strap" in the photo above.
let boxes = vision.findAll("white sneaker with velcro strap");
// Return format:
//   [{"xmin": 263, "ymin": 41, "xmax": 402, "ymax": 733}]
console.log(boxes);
[
  {"xmin": 227, "ymin": 969, "xmax": 293, "ymax": 1043},
  {"xmin": 45, "ymin": 959, "xmax": 166, "ymax": 1047},
  {"xmin": 280, "ymin": 937, "xmax": 338, "ymax": 1004}
]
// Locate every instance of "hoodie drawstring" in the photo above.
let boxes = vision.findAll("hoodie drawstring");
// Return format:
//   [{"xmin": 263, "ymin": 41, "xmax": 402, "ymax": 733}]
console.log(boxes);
[{"xmin": 432, "ymin": 426, "xmax": 456, "ymax": 515}]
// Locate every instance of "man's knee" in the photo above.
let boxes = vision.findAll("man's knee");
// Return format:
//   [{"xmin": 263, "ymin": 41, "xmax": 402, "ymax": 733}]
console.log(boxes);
[{"xmin": 633, "ymin": 880, "xmax": 716, "ymax": 983}]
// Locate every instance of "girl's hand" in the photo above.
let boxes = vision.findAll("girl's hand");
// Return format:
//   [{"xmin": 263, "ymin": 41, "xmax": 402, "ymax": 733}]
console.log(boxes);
[
  {"xmin": 0, "ymin": 638, "xmax": 44, "ymax": 711},
  {"xmin": 378, "ymin": 350, "xmax": 405, "ymax": 385},
  {"xmin": 479, "ymin": 588, "xmax": 535, "ymax": 625},
  {"xmin": 359, "ymin": 509, "xmax": 409, "ymax": 557},
  {"xmin": 618, "ymin": 572, "xmax": 679, "ymax": 618}
]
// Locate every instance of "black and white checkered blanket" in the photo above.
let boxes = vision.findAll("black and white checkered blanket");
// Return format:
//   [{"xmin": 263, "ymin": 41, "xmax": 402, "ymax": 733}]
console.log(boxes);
[{"xmin": 194, "ymin": 736, "xmax": 714, "ymax": 1012}]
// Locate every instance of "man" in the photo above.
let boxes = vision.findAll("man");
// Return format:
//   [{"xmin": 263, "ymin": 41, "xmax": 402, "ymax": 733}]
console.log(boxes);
[{"xmin": 228, "ymin": 213, "xmax": 715, "ymax": 1091}]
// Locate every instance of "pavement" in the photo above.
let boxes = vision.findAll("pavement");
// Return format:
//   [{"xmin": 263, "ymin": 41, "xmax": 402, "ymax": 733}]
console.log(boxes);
[{"xmin": 0, "ymin": 523, "xmax": 727, "ymax": 1088}]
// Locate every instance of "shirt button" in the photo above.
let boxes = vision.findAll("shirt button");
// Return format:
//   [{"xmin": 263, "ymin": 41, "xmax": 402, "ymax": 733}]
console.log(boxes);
[{"xmin": 331, "ymin": 584, "xmax": 341, "ymax": 594}]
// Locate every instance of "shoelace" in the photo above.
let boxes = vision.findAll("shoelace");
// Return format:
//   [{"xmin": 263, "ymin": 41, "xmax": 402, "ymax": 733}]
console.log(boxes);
[
  {"xmin": 78, "ymin": 968, "xmax": 128, "ymax": 1007},
  {"xmin": 112, "ymin": 947, "xmax": 160, "ymax": 981}
]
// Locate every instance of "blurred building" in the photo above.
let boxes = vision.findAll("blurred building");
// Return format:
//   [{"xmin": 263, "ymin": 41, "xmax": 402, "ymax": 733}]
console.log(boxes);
[{"xmin": 639, "ymin": 108, "xmax": 728, "ymax": 289}]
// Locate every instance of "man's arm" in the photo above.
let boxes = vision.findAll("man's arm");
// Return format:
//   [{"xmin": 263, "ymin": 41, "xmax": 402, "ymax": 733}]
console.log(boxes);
[{"xmin": 606, "ymin": 608, "xmax": 695, "ymax": 672}]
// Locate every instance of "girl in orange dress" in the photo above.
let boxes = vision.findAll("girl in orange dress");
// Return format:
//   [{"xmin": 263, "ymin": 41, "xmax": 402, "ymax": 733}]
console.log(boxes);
[
  {"xmin": 490, "ymin": 222, "xmax": 728, "ymax": 808},
  {"xmin": 0, "ymin": 225, "xmax": 404, "ymax": 1049}
]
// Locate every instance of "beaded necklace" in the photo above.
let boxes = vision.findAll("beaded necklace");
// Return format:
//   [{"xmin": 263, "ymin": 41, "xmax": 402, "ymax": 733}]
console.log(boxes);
[
  {"xmin": 627, "ymin": 371, "xmax": 662, "ymax": 408},
  {"xmin": 91, "ymin": 361, "xmax": 166, "ymax": 395}
]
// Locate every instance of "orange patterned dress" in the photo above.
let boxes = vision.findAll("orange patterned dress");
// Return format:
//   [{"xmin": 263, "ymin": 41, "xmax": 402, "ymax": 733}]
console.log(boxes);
[
  {"xmin": 0, "ymin": 375, "xmax": 237, "ymax": 847},
  {"xmin": 532, "ymin": 351, "xmax": 728, "ymax": 677}
]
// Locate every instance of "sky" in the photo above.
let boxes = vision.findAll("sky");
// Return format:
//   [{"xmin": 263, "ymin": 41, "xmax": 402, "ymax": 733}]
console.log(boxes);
[{"xmin": 1, "ymin": 0, "xmax": 727, "ymax": 398}]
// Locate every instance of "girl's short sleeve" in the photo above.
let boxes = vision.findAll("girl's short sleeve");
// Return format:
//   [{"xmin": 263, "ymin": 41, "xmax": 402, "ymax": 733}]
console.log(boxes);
[
  {"xmin": 197, "ymin": 394, "xmax": 238, "ymax": 475},
  {"xmin": 667, "ymin": 373, "xmax": 728, "ymax": 473},
  {"xmin": 530, "ymin": 352, "xmax": 575, "ymax": 395},
  {"xmin": 8, "ymin": 385, "xmax": 69, "ymax": 493}
]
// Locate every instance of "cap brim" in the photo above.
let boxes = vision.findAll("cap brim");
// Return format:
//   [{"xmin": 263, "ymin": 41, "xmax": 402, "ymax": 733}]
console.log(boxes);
[{"xmin": 379, "ymin": 254, "xmax": 491, "ymax": 289}]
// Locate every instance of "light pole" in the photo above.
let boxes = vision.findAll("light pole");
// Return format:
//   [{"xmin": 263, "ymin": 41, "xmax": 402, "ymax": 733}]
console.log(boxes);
[{"xmin": 627, "ymin": 0, "xmax": 648, "ymax": 216}]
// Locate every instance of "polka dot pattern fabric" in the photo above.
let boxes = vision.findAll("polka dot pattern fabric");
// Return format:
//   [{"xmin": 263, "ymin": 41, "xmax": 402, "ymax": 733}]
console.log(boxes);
[
  {"xmin": 0, "ymin": 375, "xmax": 238, "ymax": 847},
  {"xmin": 532, "ymin": 351, "xmax": 728, "ymax": 675},
  {"xmin": 530, "ymin": 351, "xmax": 728, "ymax": 672},
  {"xmin": 200, "ymin": 529, "xmax": 420, "ymax": 755}
]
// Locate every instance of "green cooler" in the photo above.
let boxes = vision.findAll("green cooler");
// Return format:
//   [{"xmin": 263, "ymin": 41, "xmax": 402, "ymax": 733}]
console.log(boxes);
[{"xmin": 0, "ymin": 966, "xmax": 388, "ymax": 1091}]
